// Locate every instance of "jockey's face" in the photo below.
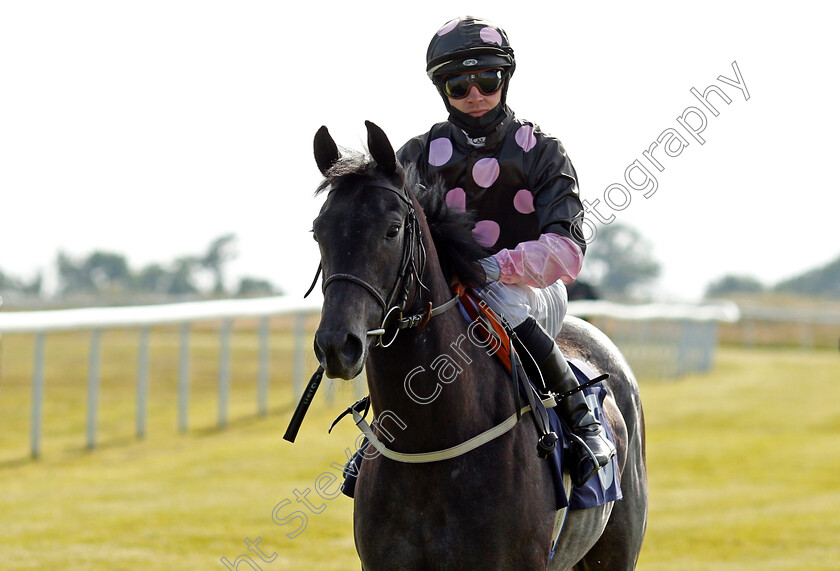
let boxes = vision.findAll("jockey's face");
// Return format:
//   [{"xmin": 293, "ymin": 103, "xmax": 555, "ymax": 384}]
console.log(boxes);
[{"xmin": 444, "ymin": 68, "xmax": 504, "ymax": 118}]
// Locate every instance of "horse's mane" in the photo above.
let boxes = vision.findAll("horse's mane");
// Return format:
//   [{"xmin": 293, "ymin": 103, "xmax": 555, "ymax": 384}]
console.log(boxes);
[
  {"xmin": 407, "ymin": 165, "xmax": 490, "ymax": 288},
  {"xmin": 315, "ymin": 152, "xmax": 490, "ymax": 288}
]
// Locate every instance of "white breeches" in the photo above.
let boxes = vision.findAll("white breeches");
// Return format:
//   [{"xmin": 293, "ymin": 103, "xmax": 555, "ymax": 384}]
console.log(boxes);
[{"xmin": 475, "ymin": 281, "xmax": 568, "ymax": 339}]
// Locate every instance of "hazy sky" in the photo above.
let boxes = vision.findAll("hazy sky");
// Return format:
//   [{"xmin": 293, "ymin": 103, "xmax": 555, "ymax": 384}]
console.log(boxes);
[{"xmin": 1, "ymin": 1, "xmax": 837, "ymax": 302}]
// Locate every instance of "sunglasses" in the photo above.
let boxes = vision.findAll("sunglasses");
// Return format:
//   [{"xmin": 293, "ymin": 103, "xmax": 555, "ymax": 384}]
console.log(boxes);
[{"xmin": 440, "ymin": 69, "xmax": 505, "ymax": 99}]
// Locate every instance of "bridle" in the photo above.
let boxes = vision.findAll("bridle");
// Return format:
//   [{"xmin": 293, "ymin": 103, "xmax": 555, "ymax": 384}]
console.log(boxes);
[
  {"xmin": 305, "ymin": 181, "xmax": 459, "ymax": 347},
  {"xmin": 285, "ymin": 179, "xmax": 460, "ymax": 443}
]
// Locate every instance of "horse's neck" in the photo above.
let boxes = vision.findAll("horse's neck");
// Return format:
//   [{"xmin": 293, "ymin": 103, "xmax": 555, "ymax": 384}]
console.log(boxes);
[{"xmin": 364, "ymin": 262, "xmax": 512, "ymax": 452}]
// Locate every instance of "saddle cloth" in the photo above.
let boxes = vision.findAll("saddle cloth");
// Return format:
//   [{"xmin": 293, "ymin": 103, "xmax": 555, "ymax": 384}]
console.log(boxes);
[{"xmin": 548, "ymin": 358, "xmax": 623, "ymax": 510}]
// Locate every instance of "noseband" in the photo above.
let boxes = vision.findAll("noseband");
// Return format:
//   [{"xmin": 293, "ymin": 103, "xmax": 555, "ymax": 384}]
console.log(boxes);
[{"xmin": 305, "ymin": 182, "xmax": 458, "ymax": 347}]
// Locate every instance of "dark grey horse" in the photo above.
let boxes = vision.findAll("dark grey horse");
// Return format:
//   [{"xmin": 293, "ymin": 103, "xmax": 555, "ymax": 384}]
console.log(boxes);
[{"xmin": 311, "ymin": 121, "xmax": 647, "ymax": 570}]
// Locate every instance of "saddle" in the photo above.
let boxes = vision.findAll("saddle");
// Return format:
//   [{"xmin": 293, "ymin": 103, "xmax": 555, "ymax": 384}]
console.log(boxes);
[{"xmin": 454, "ymin": 284, "xmax": 512, "ymax": 371}]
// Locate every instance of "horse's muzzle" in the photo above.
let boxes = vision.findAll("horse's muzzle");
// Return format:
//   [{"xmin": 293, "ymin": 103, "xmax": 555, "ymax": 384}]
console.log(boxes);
[{"xmin": 314, "ymin": 329, "xmax": 365, "ymax": 380}]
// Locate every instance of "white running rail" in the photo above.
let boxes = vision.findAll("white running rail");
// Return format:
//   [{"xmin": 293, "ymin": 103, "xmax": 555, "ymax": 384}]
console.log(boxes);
[{"xmin": 0, "ymin": 296, "xmax": 739, "ymax": 458}]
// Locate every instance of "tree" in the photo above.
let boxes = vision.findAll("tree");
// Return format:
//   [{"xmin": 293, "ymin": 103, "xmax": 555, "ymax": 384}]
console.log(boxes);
[
  {"xmin": 236, "ymin": 277, "xmax": 278, "ymax": 297},
  {"xmin": 21, "ymin": 273, "xmax": 42, "ymax": 295},
  {"xmin": 57, "ymin": 252, "xmax": 93, "ymax": 294},
  {"xmin": 44, "ymin": 234, "xmax": 278, "ymax": 302},
  {"xmin": 581, "ymin": 223, "xmax": 660, "ymax": 299},
  {"xmin": 84, "ymin": 251, "xmax": 130, "ymax": 291},
  {"xmin": 774, "ymin": 254, "xmax": 840, "ymax": 298},
  {"xmin": 57, "ymin": 251, "xmax": 130, "ymax": 295},
  {"xmin": 167, "ymin": 257, "xmax": 200, "ymax": 295},
  {"xmin": 705, "ymin": 274, "xmax": 764, "ymax": 298},
  {"xmin": 133, "ymin": 263, "xmax": 171, "ymax": 294},
  {"xmin": 0, "ymin": 269, "xmax": 19, "ymax": 291},
  {"xmin": 200, "ymin": 234, "xmax": 237, "ymax": 295},
  {"xmin": 0, "ymin": 269, "xmax": 42, "ymax": 302}
]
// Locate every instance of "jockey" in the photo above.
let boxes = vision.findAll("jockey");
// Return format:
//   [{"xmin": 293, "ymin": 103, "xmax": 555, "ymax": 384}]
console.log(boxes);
[{"xmin": 396, "ymin": 16, "xmax": 615, "ymax": 485}]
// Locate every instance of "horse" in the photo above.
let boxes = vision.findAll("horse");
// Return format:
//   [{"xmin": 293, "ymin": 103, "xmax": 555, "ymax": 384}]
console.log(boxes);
[{"xmin": 309, "ymin": 121, "xmax": 647, "ymax": 570}]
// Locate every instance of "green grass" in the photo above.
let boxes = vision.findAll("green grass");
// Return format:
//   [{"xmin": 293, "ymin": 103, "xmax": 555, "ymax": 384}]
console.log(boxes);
[
  {"xmin": 638, "ymin": 347, "xmax": 840, "ymax": 570},
  {"xmin": 1, "ymin": 327, "xmax": 839, "ymax": 569}
]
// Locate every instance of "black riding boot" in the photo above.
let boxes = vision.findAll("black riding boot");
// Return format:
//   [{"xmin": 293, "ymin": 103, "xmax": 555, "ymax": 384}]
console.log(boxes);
[{"xmin": 513, "ymin": 318, "xmax": 616, "ymax": 486}]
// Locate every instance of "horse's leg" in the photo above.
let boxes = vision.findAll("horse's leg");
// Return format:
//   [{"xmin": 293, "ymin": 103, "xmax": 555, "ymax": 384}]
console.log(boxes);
[
  {"xmin": 548, "ymin": 503, "xmax": 612, "ymax": 570},
  {"xmin": 573, "ymin": 392, "xmax": 648, "ymax": 570},
  {"xmin": 547, "ymin": 317, "xmax": 647, "ymax": 569},
  {"xmin": 572, "ymin": 463, "xmax": 647, "ymax": 570}
]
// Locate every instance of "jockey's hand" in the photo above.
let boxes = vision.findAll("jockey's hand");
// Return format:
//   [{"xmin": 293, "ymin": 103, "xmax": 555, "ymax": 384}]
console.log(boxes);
[{"xmin": 479, "ymin": 256, "xmax": 501, "ymax": 284}]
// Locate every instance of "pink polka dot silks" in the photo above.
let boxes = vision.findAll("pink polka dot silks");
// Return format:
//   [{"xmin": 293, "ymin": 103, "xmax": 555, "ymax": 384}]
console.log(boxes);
[
  {"xmin": 397, "ymin": 110, "xmax": 581, "ymax": 289},
  {"xmin": 472, "ymin": 157, "xmax": 500, "ymax": 188},
  {"xmin": 479, "ymin": 27, "xmax": 503, "ymax": 45},
  {"xmin": 473, "ymin": 220, "xmax": 501, "ymax": 248},
  {"xmin": 445, "ymin": 187, "xmax": 466, "ymax": 212},
  {"xmin": 437, "ymin": 19, "xmax": 459, "ymax": 36},
  {"xmin": 515, "ymin": 125, "xmax": 537, "ymax": 152},
  {"xmin": 513, "ymin": 189, "xmax": 535, "ymax": 214},
  {"xmin": 428, "ymin": 137, "xmax": 453, "ymax": 166}
]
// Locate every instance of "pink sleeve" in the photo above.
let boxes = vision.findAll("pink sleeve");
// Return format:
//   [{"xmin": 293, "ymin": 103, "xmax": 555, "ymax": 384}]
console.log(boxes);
[{"xmin": 492, "ymin": 233, "xmax": 583, "ymax": 287}]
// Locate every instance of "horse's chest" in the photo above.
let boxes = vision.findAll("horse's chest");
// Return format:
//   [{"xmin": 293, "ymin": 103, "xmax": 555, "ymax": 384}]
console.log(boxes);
[
  {"xmin": 355, "ymin": 502, "xmax": 527, "ymax": 570},
  {"xmin": 354, "ymin": 461, "xmax": 551, "ymax": 569}
]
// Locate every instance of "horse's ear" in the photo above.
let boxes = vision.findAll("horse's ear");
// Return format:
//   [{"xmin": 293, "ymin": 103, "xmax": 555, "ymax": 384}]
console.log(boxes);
[
  {"xmin": 365, "ymin": 120, "xmax": 398, "ymax": 175},
  {"xmin": 314, "ymin": 125, "xmax": 341, "ymax": 175}
]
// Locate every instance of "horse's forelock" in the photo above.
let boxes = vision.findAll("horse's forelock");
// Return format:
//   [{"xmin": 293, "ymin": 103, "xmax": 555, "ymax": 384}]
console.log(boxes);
[{"xmin": 314, "ymin": 150, "xmax": 375, "ymax": 195}]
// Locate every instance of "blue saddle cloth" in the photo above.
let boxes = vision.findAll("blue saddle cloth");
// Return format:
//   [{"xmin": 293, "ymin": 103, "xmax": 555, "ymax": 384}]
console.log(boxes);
[{"xmin": 546, "ymin": 358, "xmax": 622, "ymax": 511}]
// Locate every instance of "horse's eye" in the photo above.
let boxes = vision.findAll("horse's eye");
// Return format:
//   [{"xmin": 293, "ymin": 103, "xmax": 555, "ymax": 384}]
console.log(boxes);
[{"xmin": 386, "ymin": 224, "xmax": 401, "ymax": 239}]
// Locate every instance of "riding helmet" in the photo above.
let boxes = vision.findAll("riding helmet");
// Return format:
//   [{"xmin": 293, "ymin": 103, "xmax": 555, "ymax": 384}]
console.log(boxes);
[{"xmin": 425, "ymin": 16, "xmax": 516, "ymax": 81}]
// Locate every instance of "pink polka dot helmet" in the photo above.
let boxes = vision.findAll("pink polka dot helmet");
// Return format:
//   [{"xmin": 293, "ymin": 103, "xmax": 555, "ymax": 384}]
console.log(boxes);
[{"xmin": 426, "ymin": 16, "xmax": 516, "ymax": 81}]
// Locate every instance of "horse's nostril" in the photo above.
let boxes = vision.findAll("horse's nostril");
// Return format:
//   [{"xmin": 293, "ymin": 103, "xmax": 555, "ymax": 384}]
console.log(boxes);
[
  {"xmin": 340, "ymin": 333, "xmax": 363, "ymax": 367},
  {"xmin": 314, "ymin": 330, "xmax": 365, "ymax": 378},
  {"xmin": 313, "ymin": 335, "xmax": 326, "ymax": 363}
]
